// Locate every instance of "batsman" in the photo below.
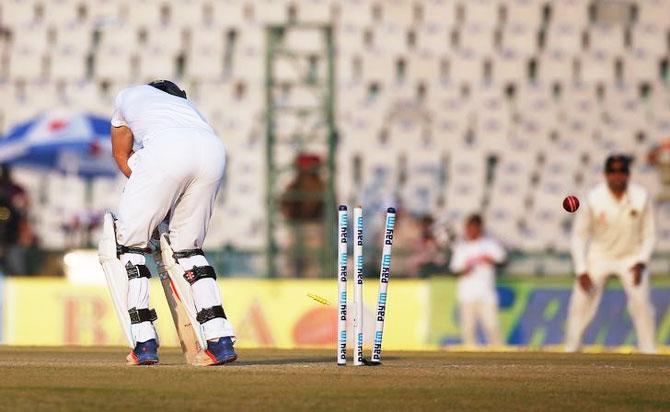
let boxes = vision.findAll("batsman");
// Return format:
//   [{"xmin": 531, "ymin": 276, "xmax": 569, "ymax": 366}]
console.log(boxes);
[{"xmin": 98, "ymin": 80, "xmax": 236, "ymax": 365}]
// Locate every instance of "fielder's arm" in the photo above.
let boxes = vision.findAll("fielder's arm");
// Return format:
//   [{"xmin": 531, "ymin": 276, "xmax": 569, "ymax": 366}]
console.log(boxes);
[
  {"xmin": 483, "ymin": 240, "xmax": 507, "ymax": 265},
  {"xmin": 570, "ymin": 201, "xmax": 592, "ymax": 276},
  {"xmin": 111, "ymin": 125, "xmax": 134, "ymax": 178},
  {"xmin": 449, "ymin": 244, "xmax": 470, "ymax": 275},
  {"xmin": 636, "ymin": 199, "xmax": 656, "ymax": 265}
]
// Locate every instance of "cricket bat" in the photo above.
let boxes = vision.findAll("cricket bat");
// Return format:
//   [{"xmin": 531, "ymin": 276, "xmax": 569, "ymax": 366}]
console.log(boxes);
[{"xmin": 152, "ymin": 247, "xmax": 204, "ymax": 365}]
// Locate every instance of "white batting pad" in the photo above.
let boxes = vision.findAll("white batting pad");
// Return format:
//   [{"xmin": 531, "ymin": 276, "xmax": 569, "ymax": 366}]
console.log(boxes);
[{"xmin": 98, "ymin": 212, "xmax": 134, "ymax": 348}]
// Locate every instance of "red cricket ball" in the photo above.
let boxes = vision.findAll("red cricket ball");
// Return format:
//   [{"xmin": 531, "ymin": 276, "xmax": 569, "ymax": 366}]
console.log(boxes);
[{"xmin": 563, "ymin": 195, "xmax": 580, "ymax": 213}]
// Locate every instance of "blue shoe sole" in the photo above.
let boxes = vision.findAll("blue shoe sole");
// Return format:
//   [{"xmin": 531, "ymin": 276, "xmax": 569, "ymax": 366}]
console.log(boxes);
[
  {"xmin": 128, "ymin": 351, "xmax": 159, "ymax": 366},
  {"xmin": 205, "ymin": 350, "xmax": 238, "ymax": 365}
]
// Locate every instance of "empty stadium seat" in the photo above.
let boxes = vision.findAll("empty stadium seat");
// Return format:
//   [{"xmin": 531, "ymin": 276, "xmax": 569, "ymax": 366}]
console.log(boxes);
[
  {"xmin": 586, "ymin": 24, "xmax": 625, "ymax": 54},
  {"xmin": 515, "ymin": 83, "xmax": 557, "ymax": 124},
  {"xmin": 636, "ymin": 0, "xmax": 670, "ymax": 25},
  {"xmin": 603, "ymin": 86, "xmax": 648, "ymax": 128},
  {"xmin": 11, "ymin": 23, "xmax": 49, "ymax": 51},
  {"xmin": 137, "ymin": 46, "xmax": 178, "ymax": 81},
  {"xmin": 98, "ymin": 23, "xmax": 138, "ymax": 50},
  {"xmin": 400, "ymin": 149, "xmax": 445, "ymax": 214},
  {"xmin": 170, "ymin": 0, "xmax": 206, "ymax": 27},
  {"xmin": 458, "ymin": 23, "xmax": 496, "ymax": 55},
  {"xmin": 87, "ymin": 0, "xmax": 123, "ymax": 23},
  {"xmin": 503, "ymin": 0, "xmax": 543, "ymax": 27},
  {"xmin": 649, "ymin": 87, "xmax": 670, "ymax": 120},
  {"xmin": 406, "ymin": 52, "xmax": 442, "ymax": 85},
  {"xmin": 462, "ymin": 0, "xmax": 500, "ymax": 27},
  {"xmin": 7, "ymin": 47, "xmax": 45, "ymax": 81},
  {"xmin": 64, "ymin": 81, "xmax": 108, "ymax": 114},
  {"xmin": 374, "ymin": 24, "xmax": 409, "ymax": 54},
  {"xmin": 253, "ymin": 0, "xmax": 288, "ymax": 24},
  {"xmin": 209, "ymin": 0, "xmax": 248, "ymax": 25},
  {"xmin": 124, "ymin": 0, "xmax": 164, "ymax": 26},
  {"xmin": 448, "ymin": 49, "xmax": 486, "ymax": 83},
  {"xmin": 42, "ymin": 0, "xmax": 82, "ymax": 26},
  {"xmin": 579, "ymin": 50, "xmax": 617, "ymax": 83},
  {"xmin": 295, "ymin": 0, "xmax": 333, "ymax": 23},
  {"xmin": 622, "ymin": 48, "xmax": 662, "ymax": 84},
  {"xmin": 414, "ymin": 24, "xmax": 450, "ymax": 55},
  {"xmin": 284, "ymin": 27, "xmax": 325, "ymax": 54},
  {"xmin": 2, "ymin": 0, "xmax": 39, "ymax": 28},
  {"xmin": 537, "ymin": 50, "xmax": 575, "ymax": 83},
  {"xmin": 91, "ymin": 176, "xmax": 125, "ymax": 210},
  {"xmin": 361, "ymin": 52, "xmax": 396, "ymax": 84},
  {"xmin": 49, "ymin": 48, "xmax": 88, "ymax": 81},
  {"xmin": 144, "ymin": 24, "xmax": 184, "ymax": 54},
  {"xmin": 336, "ymin": 0, "xmax": 375, "ymax": 27},
  {"xmin": 421, "ymin": 0, "xmax": 457, "ymax": 27},
  {"xmin": 631, "ymin": 23, "xmax": 669, "ymax": 57},
  {"xmin": 549, "ymin": 0, "xmax": 589, "ymax": 26},
  {"xmin": 501, "ymin": 23, "xmax": 538, "ymax": 55},
  {"xmin": 382, "ymin": 0, "xmax": 415, "ymax": 26},
  {"xmin": 493, "ymin": 48, "xmax": 530, "ymax": 83},
  {"xmin": 544, "ymin": 23, "xmax": 583, "ymax": 54},
  {"xmin": 94, "ymin": 46, "xmax": 135, "ymax": 81},
  {"xmin": 54, "ymin": 23, "xmax": 93, "ymax": 50}
]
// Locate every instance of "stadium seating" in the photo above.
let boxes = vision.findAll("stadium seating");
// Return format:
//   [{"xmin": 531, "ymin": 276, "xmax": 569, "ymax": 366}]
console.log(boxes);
[{"xmin": 0, "ymin": 0, "xmax": 669, "ymax": 256}]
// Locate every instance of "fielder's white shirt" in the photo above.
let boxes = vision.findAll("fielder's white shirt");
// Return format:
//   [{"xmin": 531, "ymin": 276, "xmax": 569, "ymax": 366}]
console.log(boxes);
[
  {"xmin": 111, "ymin": 85, "xmax": 214, "ymax": 149},
  {"xmin": 450, "ymin": 236, "xmax": 506, "ymax": 303},
  {"xmin": 571, "ymin": 182, "xmax": 655, "ymax": 274}
]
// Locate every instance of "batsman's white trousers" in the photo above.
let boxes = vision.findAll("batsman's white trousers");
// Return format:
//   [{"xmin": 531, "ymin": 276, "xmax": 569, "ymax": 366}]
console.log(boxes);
[
  {"xmin": 116, "ymin": 128, "xmax": 234, "ymax": 341},
  {"xmin": 459, "ymin": 299, "xmax": 503, "ymax": 347},
  {"xmin": 565, "ymin": 257, "xmax": 656, "ymax": 354},
  {"xmin": 116, "ymin": 129, "xmax": 225, "ymax": 251}
]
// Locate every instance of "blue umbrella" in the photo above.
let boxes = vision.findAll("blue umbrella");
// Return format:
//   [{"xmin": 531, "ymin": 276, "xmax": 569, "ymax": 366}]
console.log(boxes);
[{"xmin": 0, "ymin": 110, "xmax": 119, "ymax": 178}]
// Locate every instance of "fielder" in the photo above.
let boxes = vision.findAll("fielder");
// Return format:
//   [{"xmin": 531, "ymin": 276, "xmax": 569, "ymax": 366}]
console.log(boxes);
[
  {"xmin": 566, "ymin": 154, "xmax": 656, "ymax": 354},
  {"xmin": 449, "ymin": 214, "xmax": 506, "ymax": 347},
  {"xmin": 98, "ymin": 80, "xmax": 236, "ymax": 365}
]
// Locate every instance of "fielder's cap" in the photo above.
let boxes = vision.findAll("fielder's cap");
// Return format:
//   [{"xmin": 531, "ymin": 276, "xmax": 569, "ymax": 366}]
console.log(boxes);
[
  {"xmin": 604, "ymin": 154, "xmax": 632, "ymax": 173},
  {"xmin": 148, "ymin": 80, "xmax": 187, "ymax": 99}
]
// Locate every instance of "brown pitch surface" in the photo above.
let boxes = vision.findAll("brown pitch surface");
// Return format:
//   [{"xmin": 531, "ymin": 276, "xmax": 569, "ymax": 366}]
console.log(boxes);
[{"xmin": 0, "ymin": 347, "xmax": 669, "ymax": 411}]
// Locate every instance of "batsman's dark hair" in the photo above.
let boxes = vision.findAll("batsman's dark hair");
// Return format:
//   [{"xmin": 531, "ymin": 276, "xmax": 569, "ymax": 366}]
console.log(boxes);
[
  {"xmin": 148, "ymin": 80, "xmax": 187, "ymax": 99},
  {"xmin": 466, "ymin": 213, "xmax": 483, "ymax": 227}
]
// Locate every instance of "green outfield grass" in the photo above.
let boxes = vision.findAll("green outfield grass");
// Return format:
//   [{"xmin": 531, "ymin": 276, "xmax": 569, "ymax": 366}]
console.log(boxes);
[{"xmin": 0, "ymin": 347, "xmax": 669, "ymax": 411}]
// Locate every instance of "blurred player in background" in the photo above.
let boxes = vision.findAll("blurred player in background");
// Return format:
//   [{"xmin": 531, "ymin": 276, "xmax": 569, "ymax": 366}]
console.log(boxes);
[
  {"xmin": 279, "ymin": 153, "xmax": 325, "ymax": 278},
  {"xmin": 104, "ymin": 80, "xmax": 236, "ymax": 364},
  {"xmin": 566, "ymin": 154, "xmax": 656, "ymax": 354},
  {"xmin": 449, "ymin": 214, "xmax": 506, "ymax": 347}
]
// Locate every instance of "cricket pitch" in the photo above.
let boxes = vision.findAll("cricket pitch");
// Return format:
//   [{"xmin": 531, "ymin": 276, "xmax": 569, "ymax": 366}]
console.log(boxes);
[{"xmin": 0, "ymin": 347, "xmax": 669, "ymax": 411}]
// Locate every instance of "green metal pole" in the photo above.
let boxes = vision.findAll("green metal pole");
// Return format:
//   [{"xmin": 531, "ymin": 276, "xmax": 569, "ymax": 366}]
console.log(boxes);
[
  {"xmin": 265, "ymin": 27, "xmax": 278, "ymax": 278},
  {"xmin": 323, "ymin": 26, "xmax": 337, "ymax": 278}
]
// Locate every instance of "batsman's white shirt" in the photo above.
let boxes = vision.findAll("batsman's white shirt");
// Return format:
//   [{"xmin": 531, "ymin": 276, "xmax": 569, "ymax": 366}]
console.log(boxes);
[
  {"xmin": 110, "ymin": 85, "xmax": 226, "ymax": 251},
  {"xmin": 111, "ymin": 85, "xmax": 214, "ymax": 149},
  {"xmin": 571, "ymin": 182, "xmax": 655, "ymax": 273},
  {"xmin": 450, "ymin": 237, "xmax": 506, "ymax": 303}
]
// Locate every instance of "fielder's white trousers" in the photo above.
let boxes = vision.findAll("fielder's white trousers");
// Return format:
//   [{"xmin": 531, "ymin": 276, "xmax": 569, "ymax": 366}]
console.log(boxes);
[
  {"xmin": 459, "ymin": 300, "xmax": 503, "ymax": 347},
  {"xmin": 564, "ymin": 257, "xmax": 656, "ymax": 354},
  {"xmin": 116, "ymin": 129, "xmax": 235, "ymax": 342}
]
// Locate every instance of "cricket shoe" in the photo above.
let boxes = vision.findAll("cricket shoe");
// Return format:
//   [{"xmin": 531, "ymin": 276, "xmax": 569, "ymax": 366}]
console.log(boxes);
[
  {"xmin": 204, "ymin": 337, "xmax": 237, "ymax": 365},
  {"xmin": 127, "ymin": 339, "xmax": 159, "ymax": 365}
]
